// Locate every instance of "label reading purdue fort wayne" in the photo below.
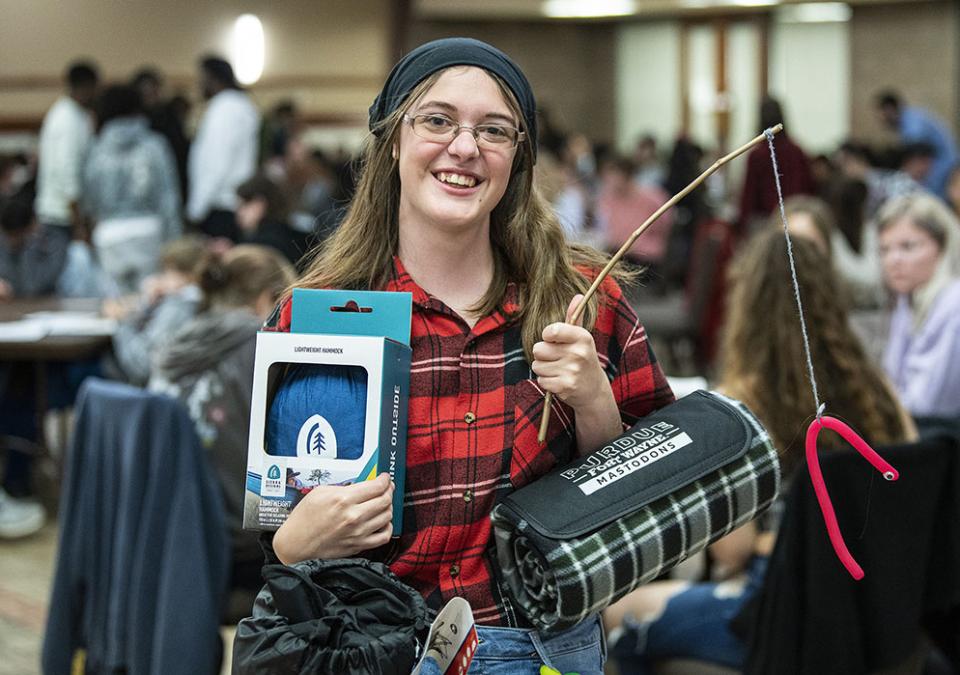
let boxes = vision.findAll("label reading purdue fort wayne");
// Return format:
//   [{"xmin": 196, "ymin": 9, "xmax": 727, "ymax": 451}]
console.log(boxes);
[{"xmin": 561, "ymin": 421, "xmax": 693, "ymax": 495}]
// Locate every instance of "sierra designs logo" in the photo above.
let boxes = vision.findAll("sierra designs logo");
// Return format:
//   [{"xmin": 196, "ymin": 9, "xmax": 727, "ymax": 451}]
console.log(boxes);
[
  {"xmin": 297, "ymin": 414, "xmax": 338, "ymax": 459},
  {"xmin": 261, "ymin": 462, "xmax": 286, "ymax": 498}
]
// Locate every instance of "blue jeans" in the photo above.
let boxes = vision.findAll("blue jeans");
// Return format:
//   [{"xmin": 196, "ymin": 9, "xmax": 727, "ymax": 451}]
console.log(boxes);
[
  {"xmin": 611, "ymin": 556, "xmax": 768, "ymax": 675},
  {"xmin": 421, "ymin": 615, "xmax": 606, "ymax": 675}
]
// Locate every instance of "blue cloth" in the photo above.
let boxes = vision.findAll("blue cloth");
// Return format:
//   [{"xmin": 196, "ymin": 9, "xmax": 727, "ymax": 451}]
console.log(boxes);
[
  {"xmin": 42, "ymin": 379, "xmax": 229, "ymax": 675},
  {"xmin": 899, "ymin": 106, "xmax": 958, "ymax": 198},
  {"xmin": 266, "ymin": 364, "xmax": 368, "ymax": 460},
  {"xmin": 463, "ymin": 616, "xmax": 605, "ymax": 674},
  {"xmin": 611, "ymin": 556, "xmax": 768, "ymax": 675}
]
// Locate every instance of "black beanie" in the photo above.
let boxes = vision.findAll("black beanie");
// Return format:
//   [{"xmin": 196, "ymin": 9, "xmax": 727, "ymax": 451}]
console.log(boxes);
[{"xmin": 368, "ymin": 37, "xmax": 538, "ymax": 163}]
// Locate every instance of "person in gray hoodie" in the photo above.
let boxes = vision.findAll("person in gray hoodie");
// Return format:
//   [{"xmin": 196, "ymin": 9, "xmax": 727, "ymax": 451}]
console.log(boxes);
[
  {"xmin": 106, "ymin": 236, "xmax": 206, "ymax": 386},
  {"xmin": 150, "ymin": 244, "xmax": 295, "ymax": 594},
  {"xmin": 83, "ymin": 84, "xmax": 182, "ymax": 293}
]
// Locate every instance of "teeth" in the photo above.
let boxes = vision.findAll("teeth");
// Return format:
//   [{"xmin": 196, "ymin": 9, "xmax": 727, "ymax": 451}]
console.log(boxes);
[{"xmin": 438, "ymin": 172, "xmax": 477, "ymax": 188}]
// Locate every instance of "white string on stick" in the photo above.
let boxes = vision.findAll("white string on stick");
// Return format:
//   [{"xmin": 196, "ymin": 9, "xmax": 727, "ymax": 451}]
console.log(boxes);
[{"xmin": 764, "ymin": 128, "xmax": 823, "ymax": 416}]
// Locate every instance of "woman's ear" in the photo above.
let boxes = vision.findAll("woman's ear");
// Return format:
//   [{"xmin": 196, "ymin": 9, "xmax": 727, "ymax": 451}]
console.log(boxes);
[{"xmin": 392, "ymin": 143, "xmax": 399, "ymax": 160}]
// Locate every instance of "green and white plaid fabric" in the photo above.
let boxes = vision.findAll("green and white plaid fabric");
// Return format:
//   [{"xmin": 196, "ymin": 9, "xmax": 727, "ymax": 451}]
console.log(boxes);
[{"xmin": 491, "ymin": 392, "xmax": 780, "ymax": 633}]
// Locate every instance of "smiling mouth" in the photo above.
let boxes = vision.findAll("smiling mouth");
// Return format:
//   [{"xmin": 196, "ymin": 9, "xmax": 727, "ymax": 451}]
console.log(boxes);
[{"xmin": 435, "ymin": 171, "xmax": 480, "ymax": 188}]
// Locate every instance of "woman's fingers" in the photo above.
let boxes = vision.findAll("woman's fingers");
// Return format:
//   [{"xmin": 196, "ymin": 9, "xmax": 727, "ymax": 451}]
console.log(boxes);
[
  {"xmin": 356, "ymin": 503, "xmax": 395, "ymax": 538},
  {"xmin": 343, "ymin": 472, "xmax": 392, "ymax": 503},
  {"xmin": 352, "ymin": 482, "xmax": 396, "ymax": 525},
  {"xmin": 542, "ymin": 322, "xmax": 587, "ymax": 344},
  {"xmin": 362, "ymin": 520, "xmax": 394, "ymax": 549},
  {"xmin": 532, "ymin": 340, "xmax": 565, "ymax": 362}
]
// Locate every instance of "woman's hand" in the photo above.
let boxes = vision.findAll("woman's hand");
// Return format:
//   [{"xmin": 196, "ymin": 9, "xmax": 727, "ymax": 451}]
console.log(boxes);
[
  {"xmin": 272, "ymin": 472, "xmax": 395, "ymax": 565},
  {"xmin": 532, "ymin": 295, "xmax": 611, "ymax": 410},
  {"xmin": 532, "ymin": 295, "xmax": 622, "ymax": 454}
]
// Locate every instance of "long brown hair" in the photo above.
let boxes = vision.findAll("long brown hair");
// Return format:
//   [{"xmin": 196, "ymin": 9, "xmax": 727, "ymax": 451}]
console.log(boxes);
[
  {"xmin": 719, "ymin": 228, "xmax": 911, "ymax": 474},
  {"xmin": 294, "ymin": 67, "xmax": 627, "ymax": 361}
]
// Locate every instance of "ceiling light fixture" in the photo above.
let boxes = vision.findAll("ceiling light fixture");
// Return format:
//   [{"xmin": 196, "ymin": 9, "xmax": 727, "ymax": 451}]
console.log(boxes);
[
  {"xmin": 542, "ymin": 0, "xmax": 637, "ymax": 18},
  {"xmin": 777, "ymin": 2, "xmax": 851, "ymax": 23},
  {"xmin": 232, "ymin": 14, "xmax": 265, "ymax": 86}
]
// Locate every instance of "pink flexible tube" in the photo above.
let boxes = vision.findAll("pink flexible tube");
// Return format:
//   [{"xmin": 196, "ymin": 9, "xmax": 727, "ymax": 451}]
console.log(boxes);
[{"xmin": 804, "ymin": 416, "xmax": 899, "ymax": 580}]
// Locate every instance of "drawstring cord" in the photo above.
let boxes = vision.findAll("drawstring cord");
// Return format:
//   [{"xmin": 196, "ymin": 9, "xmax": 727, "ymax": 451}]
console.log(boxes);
[{"xmin": 765, "ymin": 128, "xmax": 899, "ymax": 580}]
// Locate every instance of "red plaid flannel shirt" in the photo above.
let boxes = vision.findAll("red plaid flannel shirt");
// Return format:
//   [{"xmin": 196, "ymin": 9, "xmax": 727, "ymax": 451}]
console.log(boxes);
[{"xmin": 263, "ymin": 257, "xmax": 674, "ymax": 626}]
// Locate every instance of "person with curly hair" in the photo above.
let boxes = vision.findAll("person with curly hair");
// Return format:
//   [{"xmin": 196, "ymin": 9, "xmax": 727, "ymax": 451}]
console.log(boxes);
[{"xmin": 604, "ymin": 227, "xmax": 914, "ymax": 674}]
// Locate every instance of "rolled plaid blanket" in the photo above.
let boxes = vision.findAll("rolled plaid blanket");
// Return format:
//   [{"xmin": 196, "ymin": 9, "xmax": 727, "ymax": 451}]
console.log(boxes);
[{"xmin": 490, "ymin": 391, "xmax": 780, "ymax": 633}]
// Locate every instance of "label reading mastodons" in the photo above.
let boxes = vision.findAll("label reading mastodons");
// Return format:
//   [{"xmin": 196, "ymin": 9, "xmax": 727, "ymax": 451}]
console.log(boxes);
[{"xmin": 560, "ymin": 421, "xmax": 693, "ymax": 495}]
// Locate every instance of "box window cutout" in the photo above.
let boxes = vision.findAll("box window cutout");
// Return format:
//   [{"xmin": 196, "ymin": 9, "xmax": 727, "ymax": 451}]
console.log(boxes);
[{"xmin": 264, "ymin": 362, "xmax": 369, "ymax": 462}]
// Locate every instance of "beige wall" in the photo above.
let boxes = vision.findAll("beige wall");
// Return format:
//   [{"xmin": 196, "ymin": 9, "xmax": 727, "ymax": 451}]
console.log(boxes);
[
  {"xmin": 850, "ymin": 0, "xmax": 960, "ymax": 144},
  {"xmin": 0, "ymin": 0, "xmax": 391, "ymax": 126},
  {"xmin": 409, "ymin": 21, "xmax": 617, "ymax": 145}
]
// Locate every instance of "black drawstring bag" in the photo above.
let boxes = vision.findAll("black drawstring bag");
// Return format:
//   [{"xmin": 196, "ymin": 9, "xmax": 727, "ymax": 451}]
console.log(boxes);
[{"xmin": 233, "ymin": 558, "xmax": 430, "ymax": 675}]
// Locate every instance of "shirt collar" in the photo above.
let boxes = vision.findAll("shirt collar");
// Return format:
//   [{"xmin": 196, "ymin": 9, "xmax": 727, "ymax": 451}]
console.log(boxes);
[{"xmin": 385, "ymin": 255, "xmax": 520, "ymax": 330}]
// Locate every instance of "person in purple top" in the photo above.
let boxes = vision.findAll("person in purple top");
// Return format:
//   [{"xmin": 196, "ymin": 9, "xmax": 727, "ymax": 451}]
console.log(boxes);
[
  {"xmin": 879, "ymin": 193, "xmax": 960, "ymax": 418},
  {"xmin": 876, "ymin": 90, "xmax": 958, "ymax": 199}
]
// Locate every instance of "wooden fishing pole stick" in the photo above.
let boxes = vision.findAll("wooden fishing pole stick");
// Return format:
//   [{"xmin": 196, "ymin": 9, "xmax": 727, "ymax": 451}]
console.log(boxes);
[{"xmin": 537, "ymin": 124, "xmax": 784, "ymax": 443}]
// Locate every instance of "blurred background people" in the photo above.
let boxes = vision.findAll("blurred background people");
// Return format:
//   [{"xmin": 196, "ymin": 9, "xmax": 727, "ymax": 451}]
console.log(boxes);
[
  {"xmin": 737, "ymin": 96, "xmax": 814, "ymax": 235},
  {"xmin": 632, "ymin": 134, "xmax": 665, "ymax": 189},
  {"xmin": 83, "ymin": 84, "xmax": 182, "ymax": 293},
  {"xmin": 946, "ymin": 164, "xmax": 960, "ymax": 219},
  {"xmin": 878, "ymin": 193, "xmax": 960, "ymax": 419},
  {"xmin": 235, "ymin": 174, "xmax": 310, "ymax": 267},
  {"xmin": 875, "ymin": 90, "xmax": 958, "ymax": 199},
  {"xmin": 605, "ymin": 228, "xmax": 915, "ymax": 675},
  {"xmin": 0, "ymin": 197, "xmax": 63, "ymax": 300},
  {"xmin": 278, "ymin": 138, "xmax": 341, "ymax": 243},
  {"xmin": 104, "ymin": 236, "xmax": 207, "ymax": 386},
  {"xmin": 34, "ymin": 60, "xmax": 100, "ymax": 271},
  {"xmin": 186, "ymin": 56, "xmax": 260, "ymax": 242},
  {"xmin": 149, "ymin": 245, "xmax": 295, "ymax": 599},
  {"xmin": 834, "ymin": 141, "xmax": 921, "ymax": 221},
  {"xmin": 260, "ymin": 100, "xmax": 300, "ymax": 171},
  {"xmin": 596, "ymin": 154, "xmax": 673, "ymax": 275},
  {"xmin": 131, "ymin": 67, "xmax": 191, "ymax": 201}
]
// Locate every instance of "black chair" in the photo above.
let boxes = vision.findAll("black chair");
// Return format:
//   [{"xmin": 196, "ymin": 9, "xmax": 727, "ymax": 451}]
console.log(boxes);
[
  {"xmin": 42, "ymin": 379, "xmax": 230, "ymax": 675},
  {"xmin": 739, "ymin": 435, "xmax": 960, "ymax": 675}
]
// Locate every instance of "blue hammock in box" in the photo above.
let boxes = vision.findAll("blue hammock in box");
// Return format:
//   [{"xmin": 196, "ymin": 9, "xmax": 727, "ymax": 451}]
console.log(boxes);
[{"xmin": 265, "ymin": 364, "xmax": 368, "ymax": 459}]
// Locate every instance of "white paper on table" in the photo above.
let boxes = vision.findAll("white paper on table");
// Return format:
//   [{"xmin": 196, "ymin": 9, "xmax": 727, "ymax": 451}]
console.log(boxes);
[
  {"xmin": 0, "ymin": 320, "xmax": 49, "ymax": 342},
  {"xmin": 23, "ymin": 311, "xmax": 117, "ymax": 337}
]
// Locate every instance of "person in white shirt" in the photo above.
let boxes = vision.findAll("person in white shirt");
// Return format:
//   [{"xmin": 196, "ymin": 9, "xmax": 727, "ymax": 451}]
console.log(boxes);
[
  {"xmin": 187, "ymin": 56, "xmax": 260, "ymax": 242},
  {"xmin": 34, "ymin": 60, "xmax": 100, "ymax": 273}
]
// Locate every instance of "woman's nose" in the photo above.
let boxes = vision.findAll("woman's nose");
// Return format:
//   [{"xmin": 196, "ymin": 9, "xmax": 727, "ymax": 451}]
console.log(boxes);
[{"xmin": 447, "ymin": 128, "xmax": 480, "ymax": 159}]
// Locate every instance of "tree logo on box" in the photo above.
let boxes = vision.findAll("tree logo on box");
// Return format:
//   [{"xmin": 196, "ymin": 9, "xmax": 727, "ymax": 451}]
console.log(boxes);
[
  {"xmin": 297, "ymin": 414, "xmax": 338, "ymax": 459},
  {"xmin": 267, "ymin": 464, "xmax": 281, "ymax": 480}
]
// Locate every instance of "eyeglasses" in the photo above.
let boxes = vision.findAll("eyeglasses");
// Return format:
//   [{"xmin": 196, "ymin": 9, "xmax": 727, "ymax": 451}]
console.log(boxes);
[{"xmin": 403, "ymin": 113, "xmax": 525, "ymax": 149}]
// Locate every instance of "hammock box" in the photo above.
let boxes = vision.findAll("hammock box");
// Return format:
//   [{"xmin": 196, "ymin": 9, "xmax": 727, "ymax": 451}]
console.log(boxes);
[{"xmin": 243, "ymin": 289, "xmax": 412, "ymax": 534}]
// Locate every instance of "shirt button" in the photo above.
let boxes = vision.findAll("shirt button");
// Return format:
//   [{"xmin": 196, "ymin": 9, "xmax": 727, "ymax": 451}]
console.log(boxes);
[
  {"xmin": 463, "ymin": 490, "xmax": 473, "ymax": 503},
  {"xmin": 464, "ymin": 411, "xmax": 476, "ymax": 424},
  {"xmin": 449, "ymin": 563, "xmax": 460, "ymax": 578}
]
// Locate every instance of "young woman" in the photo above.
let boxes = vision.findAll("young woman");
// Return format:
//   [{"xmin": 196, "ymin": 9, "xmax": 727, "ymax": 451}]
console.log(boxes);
[
  {"xmin": 261, "ymin": 38, "xmax": 674, "ymax": 674},
  {"xmin": 878, "ymin": 193, "xmax": 960, "ymax": 418},
  {"xmin": 603, "ymin": 228, "xmax": 915, "ymax": 674}
]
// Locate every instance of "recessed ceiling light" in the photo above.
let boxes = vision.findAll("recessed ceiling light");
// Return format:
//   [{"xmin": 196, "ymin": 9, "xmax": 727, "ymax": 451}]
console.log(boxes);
[
  {"xmin": 542, "ymin": 0, "xmax": 637, "ymax": 18},
  {"xmin": 232, "ymin": 14, "xmax": 265, "ymax": 86}
]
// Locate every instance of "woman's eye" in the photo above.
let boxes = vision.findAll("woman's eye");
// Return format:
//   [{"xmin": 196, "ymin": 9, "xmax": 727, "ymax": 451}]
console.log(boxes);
[
  {"xmin": 425, "ymin": 116, "xmax": 452, "ymax": 128},
  {"xmin": 480, "ymin": 125, "xmax": 508, "ymax": 137}
]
